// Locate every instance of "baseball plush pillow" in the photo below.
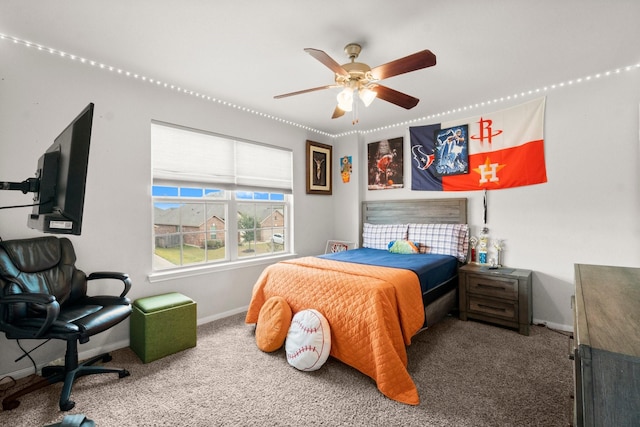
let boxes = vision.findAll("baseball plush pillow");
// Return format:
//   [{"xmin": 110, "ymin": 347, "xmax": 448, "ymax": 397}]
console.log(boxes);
[
  {"xmin": 255, "ymin": 296, "xmax": 292, "ymax": 352},
  {"xmin": 285, "ymin": 309, "xmax": 331, "ymax": 371}
]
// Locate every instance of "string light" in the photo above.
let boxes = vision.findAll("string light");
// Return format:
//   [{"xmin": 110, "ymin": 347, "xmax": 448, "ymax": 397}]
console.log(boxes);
[
  {"xmin": 358, "ymin": 61, "xmax": 640, "ymax": 136},
  {"xmin": 1, "ymin": 32, "xmax": 638, "ymax": 140},
  {"xmin": 0, "ymin": 32, "xmax": 333, "ymax": 137}
]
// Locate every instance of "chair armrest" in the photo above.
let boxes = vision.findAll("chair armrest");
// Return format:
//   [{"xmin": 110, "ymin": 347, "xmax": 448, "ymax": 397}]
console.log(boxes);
[
  {"xmin": 87, "ymin": 272, "xmax": 132, "ymax": 298},
  {"xmin": 0, "ymin": 293, "xmax": 56, "ymax": 305},
  {"xmin": 0, "ymin": 293, "xmax": 60, "ymax": 338}
]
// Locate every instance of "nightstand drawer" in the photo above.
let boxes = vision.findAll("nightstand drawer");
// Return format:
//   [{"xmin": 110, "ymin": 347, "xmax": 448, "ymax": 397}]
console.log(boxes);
[
  {"xmin": 468, "ymin": 296, "xmax": 517, "ymax": 321},
  {"xmin": 467, "ymin": 274, "xmax": 518, "ymax": 300}
]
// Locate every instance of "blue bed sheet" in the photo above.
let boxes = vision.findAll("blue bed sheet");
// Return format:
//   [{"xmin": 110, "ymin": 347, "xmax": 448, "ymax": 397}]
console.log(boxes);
[{"xmin": 318, "ymin": 247, "xmax": 458, "ymax": 298}]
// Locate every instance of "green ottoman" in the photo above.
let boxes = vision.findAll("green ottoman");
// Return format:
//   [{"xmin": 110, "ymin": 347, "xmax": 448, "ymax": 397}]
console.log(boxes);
[{"xmin": 130, "ymin": 292, "xmax": 197, "ymax": 363}]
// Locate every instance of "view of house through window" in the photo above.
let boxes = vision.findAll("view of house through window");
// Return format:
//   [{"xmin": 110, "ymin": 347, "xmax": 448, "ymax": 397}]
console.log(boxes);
[
  {"xmin": 151, "ymin": 122, "xmax": 293, "ymax": 271},
  {"xmin": 152, "ymin": 188, "xmax": 288, "ymax": 270}
]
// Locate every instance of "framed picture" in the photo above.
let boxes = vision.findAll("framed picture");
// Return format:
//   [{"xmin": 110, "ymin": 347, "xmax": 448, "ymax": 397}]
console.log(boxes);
[
  {"xmin": 325, "ymin": 240, "xmax": 357, "ymax": 254},
  {"xmin": 434, "ymin": 125, "xmax": 469, "ymax": 176},
  {"xmin": 367, "ymin": 137, "xmax": 404, "ymax": 190},
  {"xmin": 306, "ymin": 140, "xmax": 332, "ymax": 195}
]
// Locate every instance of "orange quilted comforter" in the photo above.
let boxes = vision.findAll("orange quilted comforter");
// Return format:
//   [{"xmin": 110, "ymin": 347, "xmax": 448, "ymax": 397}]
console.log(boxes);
[{"xmin": 245, "ymin": 256, "xmax": 425, "ymax": 405}]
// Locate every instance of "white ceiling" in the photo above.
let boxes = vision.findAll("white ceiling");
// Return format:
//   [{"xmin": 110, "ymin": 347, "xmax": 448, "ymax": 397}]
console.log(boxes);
[{"xmin": 2, "ymin": 1, "xmax": 639, "ymax": 135}]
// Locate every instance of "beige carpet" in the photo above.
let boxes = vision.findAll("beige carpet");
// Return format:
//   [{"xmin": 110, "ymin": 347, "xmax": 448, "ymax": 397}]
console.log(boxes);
[{"xmin": 0, "ymin": 313, "xmax": 573, "ymax": 426}]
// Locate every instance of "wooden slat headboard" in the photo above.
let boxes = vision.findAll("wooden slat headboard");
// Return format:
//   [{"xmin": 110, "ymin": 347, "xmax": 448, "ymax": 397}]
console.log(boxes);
[{"xmin": 362, "ymin": 198, "xmax": 467, "ymax": 226}]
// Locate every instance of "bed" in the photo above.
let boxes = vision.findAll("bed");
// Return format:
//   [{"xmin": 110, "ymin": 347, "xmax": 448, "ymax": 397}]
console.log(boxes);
[{"xmin": 245, "ymin": 198, "xmax": 468, "ymax": 405}]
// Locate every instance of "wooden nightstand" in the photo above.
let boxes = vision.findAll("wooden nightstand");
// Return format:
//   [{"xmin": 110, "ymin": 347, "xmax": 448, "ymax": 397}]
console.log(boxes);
[{"xmin": 458, "ymin": 263, "xmax": 532, "ymax": 335}]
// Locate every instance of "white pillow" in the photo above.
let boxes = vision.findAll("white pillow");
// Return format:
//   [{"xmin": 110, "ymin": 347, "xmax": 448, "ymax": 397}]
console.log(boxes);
[
  {"xmin": 362, "ymin": 223, "xmax": 409, "ymax": 250},
  {"xmin": 285, "ymin": 309, "xmax": 331, "ymax": 372}
]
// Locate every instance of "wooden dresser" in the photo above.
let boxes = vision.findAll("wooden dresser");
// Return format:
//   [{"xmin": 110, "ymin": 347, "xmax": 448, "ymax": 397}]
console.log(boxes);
[{"xmin": 573, "ymin": 264, "xmax": 640, "ymax": 427}]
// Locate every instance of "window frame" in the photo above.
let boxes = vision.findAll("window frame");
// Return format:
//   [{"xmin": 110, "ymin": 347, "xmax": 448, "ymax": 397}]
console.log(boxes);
[
  {"xmin": 151, "ymin": 188, "xmax": 292, "ymax": 275},
  {"xmin": 149, "ymin": 122, "xmax": 294, "ymax": 282}
]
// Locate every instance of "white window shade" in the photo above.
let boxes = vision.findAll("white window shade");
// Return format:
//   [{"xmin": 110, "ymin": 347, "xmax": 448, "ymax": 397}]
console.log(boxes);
[
  {"xmin": 151, "ymin": 122, "xmax": 292, "ymax": 192},
  {"xmin": 236, "ymin": 141, "xmax": 292, "ymax": 191}
]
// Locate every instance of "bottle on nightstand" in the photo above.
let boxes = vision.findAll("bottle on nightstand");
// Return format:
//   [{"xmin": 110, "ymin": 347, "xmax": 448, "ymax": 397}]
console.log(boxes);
[
  {"xmin": 478, "ymin": 226, "xmax": 489, "ymax": 264},
  {"xmin": 469, "ymin": 236, "xmax": 478, "ymax": 263}
]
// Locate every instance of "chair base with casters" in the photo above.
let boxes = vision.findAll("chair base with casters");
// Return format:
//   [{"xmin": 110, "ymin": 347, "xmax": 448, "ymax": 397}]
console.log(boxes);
[
  {"xmin": 0, "ymin": 236, "xmax": 133, "ymax": 411},
  {"xmin": 2, "ymin": 340, "xmax": 130, "ymax": 411}
]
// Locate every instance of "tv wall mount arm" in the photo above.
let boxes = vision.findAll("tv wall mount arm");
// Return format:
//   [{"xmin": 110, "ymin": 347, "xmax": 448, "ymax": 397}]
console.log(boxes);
[
  {"xmin": 1, "ymin": 150, "xmax": 58, "ymax": 210},
  {"xmin": 0, "ymin": 178, "xmax": 40, "ymax": 194}
]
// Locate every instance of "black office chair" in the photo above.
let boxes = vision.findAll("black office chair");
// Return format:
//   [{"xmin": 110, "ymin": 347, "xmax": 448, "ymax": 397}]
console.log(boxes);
[{"xmin": 0, "ymin": 236, "xmax": 132, "ymax": 411}]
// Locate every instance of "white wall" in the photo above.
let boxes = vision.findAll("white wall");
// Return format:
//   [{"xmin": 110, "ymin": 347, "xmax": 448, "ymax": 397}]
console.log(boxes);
[
  {"xmin": 331, "ymin": 70, "xmax": 640, "ymax": 331},
  {"xmin": 0, "ymin": 44, "xmax": 335, "ymax": 377}
]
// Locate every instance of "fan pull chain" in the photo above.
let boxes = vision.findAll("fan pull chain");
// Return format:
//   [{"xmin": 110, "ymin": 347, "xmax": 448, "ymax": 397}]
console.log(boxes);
[{"xmin": 352, "ymin": 97, "xmax": 359, "ymax": 125}]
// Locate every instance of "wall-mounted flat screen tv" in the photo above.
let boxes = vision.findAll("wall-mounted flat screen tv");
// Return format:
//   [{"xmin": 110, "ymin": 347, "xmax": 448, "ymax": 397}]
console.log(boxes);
[{"xmin": 28, "ymin": 103, "xmax": 94, "ymax": 235}]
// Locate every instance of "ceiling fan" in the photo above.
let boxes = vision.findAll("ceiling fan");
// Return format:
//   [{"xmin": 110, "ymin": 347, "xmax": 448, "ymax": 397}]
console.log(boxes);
[{"xmin": 274, "ymin": 43, "xmax": 436, "ymax": 122}]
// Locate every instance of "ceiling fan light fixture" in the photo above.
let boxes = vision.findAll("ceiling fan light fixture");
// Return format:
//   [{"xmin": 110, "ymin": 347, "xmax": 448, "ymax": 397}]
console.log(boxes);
[
  {"xmin": 359, "ymin": 87, "xmax": 377, "ymax": 107},
  {"xmin": 337, "ymin": 87, "xmax": 354, "ymax": 111},
  {"xmin": 275, "ymin": 44, "xmax": 436, "ymax": 121}
]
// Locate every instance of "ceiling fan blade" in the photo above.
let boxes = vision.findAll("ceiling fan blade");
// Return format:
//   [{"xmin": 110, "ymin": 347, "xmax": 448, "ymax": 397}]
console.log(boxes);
[
  {"xmin": 331, "ymin": 106, "xmax": 346, "ymax": 119},
  {"xmin": 274, "ymin": 85, "xmax": 336, "ymax": 99},
  {"xmin": 372, "ymin": 84, "xmax": 420, "ymax": 109},
  {"xmin": 370, "ymin": 50, "xmax": 436, "ymax": 80},
  {"xmin": 304, "ymin": 48, "xmax": 350, "ymax": 77}
]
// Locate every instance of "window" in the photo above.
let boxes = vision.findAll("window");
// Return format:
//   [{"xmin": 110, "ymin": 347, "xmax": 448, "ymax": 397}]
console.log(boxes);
[{"xmin": 151, "ymin": 122, "xmax": 293, "ymax": 271}]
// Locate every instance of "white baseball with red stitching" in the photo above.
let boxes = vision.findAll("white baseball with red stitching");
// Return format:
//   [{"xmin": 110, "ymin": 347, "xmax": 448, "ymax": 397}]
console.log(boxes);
[{"xmin": 285, "ymin": 309, "xmax": 331, "ymax": 371}]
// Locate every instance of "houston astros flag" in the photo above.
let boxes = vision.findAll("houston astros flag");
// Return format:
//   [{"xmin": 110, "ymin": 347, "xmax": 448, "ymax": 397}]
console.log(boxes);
[{"xmin": 411, "ymin": 97, "xmax": 547, "ymax": 191}]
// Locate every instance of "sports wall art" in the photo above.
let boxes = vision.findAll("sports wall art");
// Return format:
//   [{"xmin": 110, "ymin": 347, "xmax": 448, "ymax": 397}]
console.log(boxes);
[
  {"xmin": 434, "ymin": 125, "xmax": 469, "ymax": 176},
  {"xmin": 367, "ymin": 137, "xmax": 404, "ymax": 190}
]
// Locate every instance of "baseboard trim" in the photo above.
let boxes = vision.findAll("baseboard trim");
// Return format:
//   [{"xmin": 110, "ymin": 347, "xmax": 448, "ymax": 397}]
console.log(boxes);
[
  {"xmin": 4, "ymin": 307, "xmax": 249, "ymax": 380},
  {"xmin": 532, "ymin": 318, "xmax": 572, "ymax": 332},
  {"xmin": 5, "ymin": 338, "xmax": 131, "ymax": 380},
  {"xmin": 197, "ymin": 305, "xmax": 248, "ymax": 325},
  {"xmin": 4, "ymin": 312, "xmax": 570, "ymax": 380}
]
